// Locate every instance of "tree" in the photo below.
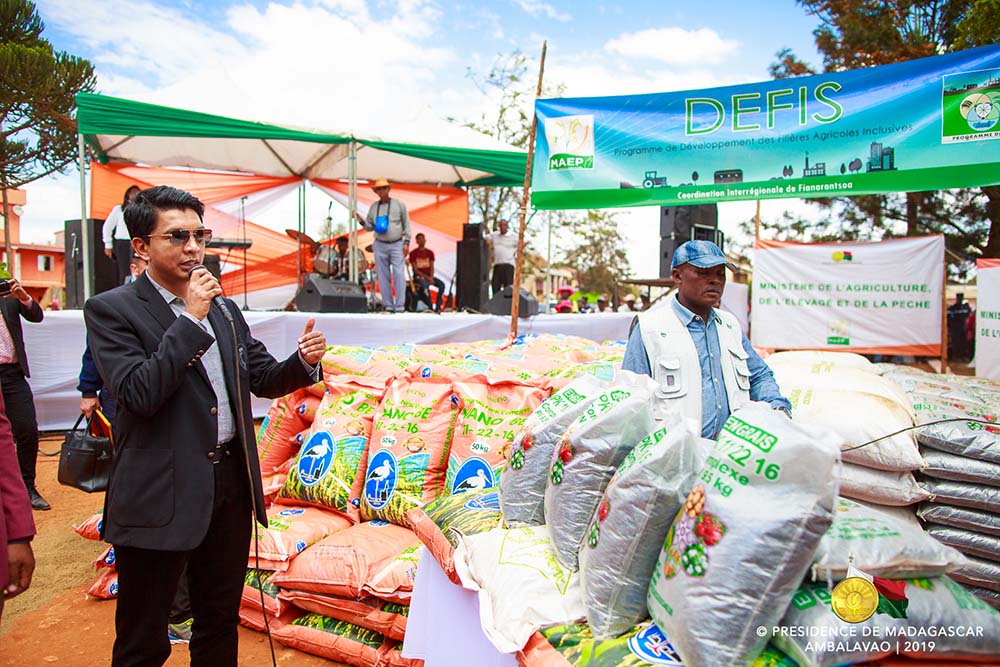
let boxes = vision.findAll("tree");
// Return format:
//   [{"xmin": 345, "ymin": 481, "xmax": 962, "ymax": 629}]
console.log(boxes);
[
  {"xmin": 456, "ymin": 52, "xmax": 634, "ymax": 296},
  {"xmin": 0, "ymin": 0, "xmax": 95, "ymax": 254},
  {"xmin": 771, "ymin": 0, "xmax": 999, "ymax": 268}
]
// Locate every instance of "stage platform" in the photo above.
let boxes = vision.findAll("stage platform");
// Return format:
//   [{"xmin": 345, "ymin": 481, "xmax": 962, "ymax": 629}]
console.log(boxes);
[{"xmin": 27, "ymin": 310, "xmax": 634, "ymax": 431}]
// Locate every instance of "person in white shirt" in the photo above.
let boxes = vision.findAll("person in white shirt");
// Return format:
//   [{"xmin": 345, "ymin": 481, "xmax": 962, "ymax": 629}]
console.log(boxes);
[
  {"xmin": 103, "ymin": 186, "xmax": 141, "ymax": 285},
  {"xmin": 485, "ymin": 219, "xmax": 518, "ymax": 296}
]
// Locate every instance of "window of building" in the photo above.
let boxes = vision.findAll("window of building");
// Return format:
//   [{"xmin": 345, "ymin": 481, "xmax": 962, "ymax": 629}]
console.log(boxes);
[{"xmin": 38, "ymin": 255, "xmax": 53, "ymax": 272}]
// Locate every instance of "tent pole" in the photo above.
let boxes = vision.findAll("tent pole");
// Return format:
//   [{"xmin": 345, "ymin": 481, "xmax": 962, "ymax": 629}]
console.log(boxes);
[
  {"xmin": 348, "ymin": 141, "xmax": 358, "ymax": 283},
  {"xmin": 79, "ymin": 134, "xmax": 92, "ymax": 302},
  {"xmin": 941, "ymin": 258, "xmax": 948, "ymax": 374},
  {"xmin": 296, "ymin": 185, "xmax": 303, "ymax": 292},
  {"xmin": 510, "ymin": 40, "xmax": 547, "ymax": 338}
]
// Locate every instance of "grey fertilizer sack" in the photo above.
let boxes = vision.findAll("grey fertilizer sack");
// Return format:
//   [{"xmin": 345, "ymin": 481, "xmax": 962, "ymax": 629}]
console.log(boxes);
[
  {"xmin": 920, "ymin": 477, "xmax": 1000, "ymax": 514},
  {"xmin": 813, "ymin": 498, "xmax": 967, "ymax": 580},
  {"xmin": 920, "ymin": 449, "xmax": 1000, "ymax": 488},
  {"xmin": 774, "ymin": 576, "xmax": 1000, "ymax": 667},
  {"xmin": 500, "ymin": 374, "xmax": 607, "ymax": 527},
  {"xmin": 916, "ymin": 419, "xmax": 1000, "ymax": 464},
  {"xmin": 949, "ymin": 555, "xmax": 1000, "ymax": 593},
  {"xmin": 578, "ymin": 415, "xmax": 702, "ymax": 639},
  {"xmin": 925, "ymin": 523, "xmax": 1000, "ymax": 562},
  {"xmin": 647, "ymin": 403, "xmax": 839, "ymax": 667},
  {"xmin": 917, "ymin": 502, "xmax": 1000, "ymax": 537},
  {"xmin": 544, "ymin": 370, "xmax": 656, "ymax": 571}
]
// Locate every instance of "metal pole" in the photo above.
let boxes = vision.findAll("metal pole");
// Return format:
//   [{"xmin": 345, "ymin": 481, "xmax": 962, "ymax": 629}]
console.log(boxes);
[
  {"xmin": 754, "ymin": 199, "xmax": 761, "ymax": 244},
  {"xmin": 79, "ymin": 134, "xmax": 92, "ymax": 301},
  {"xmin": 296, "ymin": 185, "xmax": 302, "ymax": 291},
  {"xmin": 545, "ymin": 212, "xmax": 552, "ymax": 313},
  {"xmin": 941, "ymin": 257, "xmax": 949, "ymax": 373},
  {"xmin": 509, "ymin": 41, "xmax": 547, "ymax": 337},
  {"xmin": 348, "ymin": 141, "xmax": 358, "ymax": 283}
]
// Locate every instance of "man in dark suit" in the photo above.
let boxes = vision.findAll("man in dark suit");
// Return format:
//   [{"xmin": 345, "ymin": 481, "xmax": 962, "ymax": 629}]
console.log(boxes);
[
  {"xmin": 0, "ymin": 278, "xmax": 47, "ymax": 510},
  {"xmin": 85, "ymin": 186, "xmax": 327, "ymax": 667}
]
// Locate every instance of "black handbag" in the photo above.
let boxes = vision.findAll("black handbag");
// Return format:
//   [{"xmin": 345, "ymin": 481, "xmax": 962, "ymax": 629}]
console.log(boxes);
[{"xmin": 58, "ymin": 412, "xmax": 114, "ymax": 493}]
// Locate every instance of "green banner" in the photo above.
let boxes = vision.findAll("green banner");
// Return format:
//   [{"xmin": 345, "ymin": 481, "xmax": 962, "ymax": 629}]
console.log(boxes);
[{"xmin": 531, "ymin": 45, "xmax": 1000, "ymax": 209}]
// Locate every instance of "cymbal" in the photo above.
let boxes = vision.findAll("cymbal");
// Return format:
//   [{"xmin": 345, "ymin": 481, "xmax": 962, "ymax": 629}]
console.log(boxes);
[
  {"xmin": 285, "ymin": 228, "xmax": 317, "ymax": 246},
  {"xmin": 364, "ymin": 244, "xmax": 374, "ymax": 253}
]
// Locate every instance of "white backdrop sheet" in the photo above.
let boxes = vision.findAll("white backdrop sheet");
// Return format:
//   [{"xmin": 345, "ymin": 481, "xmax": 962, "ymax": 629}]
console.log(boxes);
[
  {"xmin": 976, "ymin": 260, "xmax": 1000, "ymax": 382},
  {"xmin": 26, "ymin": 311, "xmax": 634, "ymax": 431}
]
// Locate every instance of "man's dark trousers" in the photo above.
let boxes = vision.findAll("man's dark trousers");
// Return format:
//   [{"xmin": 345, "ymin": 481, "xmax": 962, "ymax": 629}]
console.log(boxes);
[
  {"xmin": 112, "ymin": 443, "xmax": 251, "ymax": 667},
  {"xmin": 0, "ymin": 364, "xmax": 39, "ymax": 490}
]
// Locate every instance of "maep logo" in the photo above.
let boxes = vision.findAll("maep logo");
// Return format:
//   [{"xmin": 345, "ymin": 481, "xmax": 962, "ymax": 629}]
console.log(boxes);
[
  {"xmin": 545, "ymin": 115, "xmax": 595, "ymax": 171},
  {"xmin": 297, "ymin": 432, "xmax": 336, "ymax": 488},
  {"xmin": 627, "ymin": 623, "xmax": 683, "ymax": 666},
  {"xmin": 452, "ymin": 456, "xmax": 495, "ymax": 494},
  {"xmin": 464, "ymin": 491, "xmax": 501, "ymax": 512},
  {"xmin": 364, "ymin": 450, "xmax": 397, "ymax": 511}
]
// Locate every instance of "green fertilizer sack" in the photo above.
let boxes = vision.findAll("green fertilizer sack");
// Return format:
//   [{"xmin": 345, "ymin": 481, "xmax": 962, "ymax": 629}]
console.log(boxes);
[{"xmin": 647, "ymin": 403, "xmax": 839, "ymax": 667}]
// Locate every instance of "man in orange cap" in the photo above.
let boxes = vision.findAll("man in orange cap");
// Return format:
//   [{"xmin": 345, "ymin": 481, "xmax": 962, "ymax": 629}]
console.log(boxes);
[{"xmin": 359, "ymin": 178, "xmax": 410, "ymax": 313}]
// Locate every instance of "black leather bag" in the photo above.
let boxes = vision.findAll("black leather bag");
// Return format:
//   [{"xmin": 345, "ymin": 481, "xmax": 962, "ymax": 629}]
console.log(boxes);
[{"xmin": 58, "ymin": 413, "xmax": 114, "ymax": 493}]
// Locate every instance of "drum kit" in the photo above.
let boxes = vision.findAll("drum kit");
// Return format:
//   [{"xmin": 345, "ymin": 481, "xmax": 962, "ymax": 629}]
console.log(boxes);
[{"xmin": 285, "ymin": 229, "xmax": 379, "ymax": 311}]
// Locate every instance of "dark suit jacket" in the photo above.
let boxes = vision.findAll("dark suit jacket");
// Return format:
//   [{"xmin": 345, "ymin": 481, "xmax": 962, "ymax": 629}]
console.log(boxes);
[
  {"xmin": 84, "ymin": 273, "xmax": 314, "ymax": 550},
  {"xmin": 0, "ymin": 390, "xmax": 35, "ymax": 590},
  {"xmin": 0, "ymin": 296, "xmax": 44, "ymax": 377}
]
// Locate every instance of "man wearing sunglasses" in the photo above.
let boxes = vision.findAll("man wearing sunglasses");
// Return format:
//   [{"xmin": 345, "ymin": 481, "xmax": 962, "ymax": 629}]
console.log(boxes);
[{"xmin": 84, "ymin": 186, "xmax": 327, "ymax": 667}]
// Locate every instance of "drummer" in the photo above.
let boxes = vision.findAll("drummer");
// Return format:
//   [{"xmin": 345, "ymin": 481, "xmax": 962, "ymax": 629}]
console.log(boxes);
[{"xmin": 328, "ymin": 235, "xmax": 367, "ymax": 281}]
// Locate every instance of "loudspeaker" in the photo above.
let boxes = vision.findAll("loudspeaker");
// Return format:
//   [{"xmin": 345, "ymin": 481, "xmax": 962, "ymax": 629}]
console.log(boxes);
[
  {"xmin": 295, "ymin": 274, "xmax": 367, "ymax": 313},
  {"xmin": 202, "ymin": 254, "xmax": 222, "ymax": 281},
  {"xmin": 659, "ymin": 204, "xmax": 722, "ymax": 278},
  {"xmin": 64, "ymin": 219, "xmax": 119, "ymax": 309},
  {"xmin": 463, "ymin": 223, "xmax": 484, "ymax": 241},
  {"xmin": 484, "ymin": 285, "xmax": 538, "ymax": 318},
  {"xmin": 455, "ymin": 238, "xmax": 489, "ymax": 311}
]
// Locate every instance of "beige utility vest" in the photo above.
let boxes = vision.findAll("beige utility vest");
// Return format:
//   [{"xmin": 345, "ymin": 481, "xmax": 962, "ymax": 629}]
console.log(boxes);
[{"xmin": 638, "ymin": 304, "xmax": 751, "ymax": 427}]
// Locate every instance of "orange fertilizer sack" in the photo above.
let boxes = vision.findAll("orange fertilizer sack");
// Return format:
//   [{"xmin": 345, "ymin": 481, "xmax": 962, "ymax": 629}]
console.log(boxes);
[
  {"xmin": 94, "ymin": 545, "xmax": 116, "ymax": 571},
  {"xmin": 73, "ymin": 510, "xmax": 104, "ymax": 541},
  {"xmin": 277, "ymin": 589, "xmax": 408, "ymax": 641},
  {"xmin": 406, "ymin": 488, "xmax": 502, "ymax": 584},
  {"xmin": 239, "ymin": 607, "xmax": 298, "ymax": 633},
  {"xmin": 241, "ymin": 568, "xmax": 284, "ymax": 616},
  {"xmin": 271, "ymin": 521, "xmax": 420, "ymax": 599},
  {"xmin": 365, "ymin": 542, "xmax": 424, "ymax": 604},
  {"xmin": 257, "ymin": 390, "xmax": 310, "ymax": 472},
  {"xmin": 272, "ymin": 613, "xmax": 397, "ymax": 667},
  {"xmin": 261, "ymin": 459, "xmax": 291, "ymax": 507},
  {"xmin": 360, "ymin": 379, "xmax": 460, "ymax": 525},
  {"xmin": 87, "ymin": 569, "xmax": 119, "ymax": 600},
  {"xmin": 277, "ymin": 381, "xmax": 384, "ymax": 520},
  {"xmin": 447, "ymin": 379, "xmax": 547, "ymax": 495},
  {"xmin": 249, "ymin": 506, "xmax": 352, "ymax": 571}
]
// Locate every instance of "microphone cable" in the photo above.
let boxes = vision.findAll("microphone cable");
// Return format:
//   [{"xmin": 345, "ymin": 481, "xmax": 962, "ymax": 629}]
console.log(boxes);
[
  {"xmin": 839, "ymin": 416, "xmax": 996, "ymax": 453},
  {"xmin": 225, "ymin": 307, "xmax": 279, "ymax": 667}
]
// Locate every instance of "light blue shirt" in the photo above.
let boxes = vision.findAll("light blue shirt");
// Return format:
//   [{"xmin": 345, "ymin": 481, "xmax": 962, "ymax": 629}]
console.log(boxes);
[{"xmin": 622, "ymin": 297, "xmax": 791, "ymax": 438}]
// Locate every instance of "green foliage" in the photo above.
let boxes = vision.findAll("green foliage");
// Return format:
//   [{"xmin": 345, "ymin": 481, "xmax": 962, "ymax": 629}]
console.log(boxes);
[
  {"xmin": 768, "ymin": 0, "xmax": 1000, "ymax": 266},
  {"xmin": 0, "ymin": 0, "xmax": 96, "ymax": 189},
  {"xmin": 559, "ymin": 209, "xmax": 633, "ymax": 295}
]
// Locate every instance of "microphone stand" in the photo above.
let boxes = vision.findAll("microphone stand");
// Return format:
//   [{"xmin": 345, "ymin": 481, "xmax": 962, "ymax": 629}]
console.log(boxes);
[{"xmin": 240, "ymin": 195, "xmax": 249, "ymax": 311}]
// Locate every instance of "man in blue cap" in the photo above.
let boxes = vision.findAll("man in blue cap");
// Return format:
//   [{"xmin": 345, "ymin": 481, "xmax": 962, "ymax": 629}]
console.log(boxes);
[{"xmin": 622, "ymin": 240, "xmax": 790, "ymax": 438}]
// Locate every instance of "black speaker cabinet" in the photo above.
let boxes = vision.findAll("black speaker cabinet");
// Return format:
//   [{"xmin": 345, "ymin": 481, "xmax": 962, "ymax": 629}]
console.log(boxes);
[
  {"xmin": 455, "ymin": 238, "xmax": 489, "ymax": 311},
  {"xmin": 484, "ymin": 285, "xmax": 538, "ymax": 318},
  {"xmin": 295, "ymin": 275, "xmax": 367, "ymax": 313},
  {"xmin": 659, "ymin": 204, "xmax": 721, "ymax": 277},
  {"xmin": 64, "ymin": 218, "xmax": 119, "ymax": 309},
  {"xmin": 463, "ymin": 223, "xmax": 484, "ymax": 241}
]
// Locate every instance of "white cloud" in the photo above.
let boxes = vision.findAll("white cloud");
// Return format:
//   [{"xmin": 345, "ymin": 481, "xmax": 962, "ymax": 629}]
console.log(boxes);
[
  {"xmin": 605, "ymin": 27, "xmax": 739, "ymax": 66},
  {"xmin": 512, "ymin": 0, "xmax": 570, "ymax": 22}
]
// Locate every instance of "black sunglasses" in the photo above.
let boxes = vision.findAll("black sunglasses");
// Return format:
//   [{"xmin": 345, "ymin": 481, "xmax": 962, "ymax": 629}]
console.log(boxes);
[{"xmin": 144, "ymin": 229, "xmax": 213, "ymax": 246}]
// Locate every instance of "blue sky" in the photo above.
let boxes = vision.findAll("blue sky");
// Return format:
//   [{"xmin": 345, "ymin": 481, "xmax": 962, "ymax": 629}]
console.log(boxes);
[{"xmin": 25, "ymin": 0, "xmax": 827, "ymax": 277}]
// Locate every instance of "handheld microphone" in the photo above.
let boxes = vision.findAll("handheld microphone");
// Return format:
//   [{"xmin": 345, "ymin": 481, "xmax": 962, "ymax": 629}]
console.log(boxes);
[{"xmin": 189, "ymin": 264, "xmax": 235, "ymax": 323}]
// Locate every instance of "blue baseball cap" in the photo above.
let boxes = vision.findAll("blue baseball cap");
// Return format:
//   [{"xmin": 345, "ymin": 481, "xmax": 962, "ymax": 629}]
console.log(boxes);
[{"xmin": 671, "ymin": 240, "xmax": 734, "ymax": 270}]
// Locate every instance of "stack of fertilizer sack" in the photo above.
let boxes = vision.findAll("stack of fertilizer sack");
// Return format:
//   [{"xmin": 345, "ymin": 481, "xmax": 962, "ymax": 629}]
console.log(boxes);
[
  {"xmin": 415, "ymin": 358, "xmax": 998, "ymax": 667},
  {"xmin": 71, "ymin": 510, "xmax": 121, "ymax": 600},
  {"xmin": 874, "ymin": 364, "xmax": 1000, "ymax": 612},
  {"xmin": 766, "ymin": 351, "xmax": 930, "ymax": 513},
  {"xmin": 235, "ymin": 334, "xmax": 622, "ymax": 665}
]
